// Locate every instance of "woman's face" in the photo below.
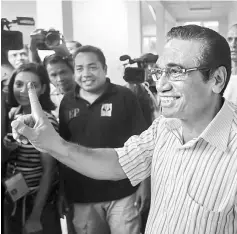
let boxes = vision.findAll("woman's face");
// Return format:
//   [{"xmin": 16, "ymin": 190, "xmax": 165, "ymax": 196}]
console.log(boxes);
[{"xmin": 13, "ymin": 71, "xmax": 45, "ymax": 106}]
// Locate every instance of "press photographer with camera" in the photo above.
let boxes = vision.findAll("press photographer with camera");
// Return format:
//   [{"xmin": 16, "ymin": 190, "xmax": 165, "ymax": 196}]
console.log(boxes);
[
  {"xmin": 121, "ymin": 53, "xmax": 161, "ymax": 233},
  {"xmin": 121, "ymin": 53, "xmax": 161, "ymax": 123},
  {"xmin": 29, "ymin": 28, "xmax": 77, "ymax": 119}
]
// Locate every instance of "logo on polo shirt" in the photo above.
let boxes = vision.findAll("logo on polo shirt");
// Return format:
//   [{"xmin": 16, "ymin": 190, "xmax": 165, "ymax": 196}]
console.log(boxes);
[
  {"xmin": 69, "ymin": 108, "xmax": 80, "ymax": 120},
  {"xmin": 101, "ymin": 103, "xmax": 112, "ymax": 117}
]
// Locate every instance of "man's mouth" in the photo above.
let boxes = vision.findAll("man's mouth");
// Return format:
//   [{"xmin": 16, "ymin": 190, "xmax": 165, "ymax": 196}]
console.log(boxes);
[
  {"xmin": 160, "ymin": 96, "xmax": 180, "ymax": 107},
  {"xmin": 83, "ymin": 79, "xmax": 94, "ymax": 85}
]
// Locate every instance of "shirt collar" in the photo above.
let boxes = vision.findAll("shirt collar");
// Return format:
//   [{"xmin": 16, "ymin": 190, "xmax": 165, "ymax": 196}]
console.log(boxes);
[
  {"xmin": 199, "ymin": 100, "xmax": 234, "ymax": 152},
  {"xmin": 74, "ymin": 78, "xmax": 117, "ymax": 99},
  {"xmin": 165, "ymin": 100, "xmax": 235, "ymax": 152}
]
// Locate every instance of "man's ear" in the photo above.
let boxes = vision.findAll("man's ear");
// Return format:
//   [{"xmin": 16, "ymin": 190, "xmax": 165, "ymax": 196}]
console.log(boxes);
[
  {"xmin": 210, "ymin": 66, "xmax": 227, "ymax": 94},
  {"xmin": 104, "ymin": 65, "xmax": 108, "ymax": 75}
]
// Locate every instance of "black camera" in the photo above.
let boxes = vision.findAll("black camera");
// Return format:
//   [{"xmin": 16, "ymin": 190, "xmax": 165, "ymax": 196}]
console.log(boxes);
[
  {"xmin": 36, "ymin": 29, "xmax": 61, "ymax": 50},
  {"xmin": 1, "ymin": 17, "xmax": 35, "ymax": 51},
  {"xmin": 120, "ymin": 53, "xmax": 158, "ymax": 84}
]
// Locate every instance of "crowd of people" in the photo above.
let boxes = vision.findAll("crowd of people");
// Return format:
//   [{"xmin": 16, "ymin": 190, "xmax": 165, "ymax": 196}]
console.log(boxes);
[{"xmin": 1, "ymin": 23, "xmax": 237, "ymax": 234}]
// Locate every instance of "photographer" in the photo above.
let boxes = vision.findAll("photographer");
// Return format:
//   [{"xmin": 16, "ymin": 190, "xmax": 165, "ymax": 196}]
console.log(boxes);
[{"xmin": 29, "ymin": 29, "xmax": 77, "ymax": 119}]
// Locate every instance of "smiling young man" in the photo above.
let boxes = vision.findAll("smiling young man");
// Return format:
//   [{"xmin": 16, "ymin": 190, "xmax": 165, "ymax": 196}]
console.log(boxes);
[
  {"xmin": 12, "ymin": 25, "xmax": 237, "ymax": 234},
  {"xmin": 58, "ymin": 45, "xmax": 147, "ymax": 234}
]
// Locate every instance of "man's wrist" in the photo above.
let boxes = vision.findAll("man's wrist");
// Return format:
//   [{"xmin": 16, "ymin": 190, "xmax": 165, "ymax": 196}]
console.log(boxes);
[{"xmin": 49, "ymin": 136, "xmax": 67, "ymax": 158}]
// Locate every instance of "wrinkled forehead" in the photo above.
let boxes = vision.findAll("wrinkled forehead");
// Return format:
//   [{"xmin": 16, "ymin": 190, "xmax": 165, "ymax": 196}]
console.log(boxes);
[
  {"xmin": 47, "ymin": 61, "xmax": 71, "ymax": 72},
  {"xmin": 227, "ymin": 26, "xmax": 237, "ymax": 38},
  {"xmin": 8, "ymin": 48, "xmax": 28, "ymax": 56},
  {"xmin": 157, "ymin": 39, "xmax": 203, "ymax": 68}
]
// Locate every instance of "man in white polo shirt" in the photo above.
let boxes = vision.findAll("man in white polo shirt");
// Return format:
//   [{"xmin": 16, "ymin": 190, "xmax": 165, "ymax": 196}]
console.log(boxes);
[
  {"xmin": 224, "ymin": 23, "xmax": 237, "ymax": 105},
  {"xmin": 11, "ymin": 25, "xmax": 237, "ymax": 234}
]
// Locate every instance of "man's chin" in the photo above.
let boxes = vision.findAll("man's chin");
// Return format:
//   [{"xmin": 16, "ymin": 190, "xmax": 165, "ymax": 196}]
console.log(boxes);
[{"xmin": 161, "ymin": 107, "xmax": 180, "ymax": 119}]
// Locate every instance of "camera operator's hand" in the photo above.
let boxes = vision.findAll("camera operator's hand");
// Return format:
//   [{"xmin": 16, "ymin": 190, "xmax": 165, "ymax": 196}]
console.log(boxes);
[
  {"xmin": 11, "ymin": 82, "xmax": 61, "ymax": 153},
  {"xmin": 46, "ymin": 32, "xmax": 70, "ymax": 57}
]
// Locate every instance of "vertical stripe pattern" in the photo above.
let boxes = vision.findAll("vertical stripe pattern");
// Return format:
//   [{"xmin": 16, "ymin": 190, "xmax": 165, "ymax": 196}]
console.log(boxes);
[{"xmin": 116, "ymin": 101, "xmax": 237, "ymax": 234}]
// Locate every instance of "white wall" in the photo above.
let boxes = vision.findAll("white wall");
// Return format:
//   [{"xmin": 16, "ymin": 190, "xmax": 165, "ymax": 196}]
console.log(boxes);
[
  {"xmin": 228, "ymin": 1, "xmax": 237, "ymax": 28},
  {"xmin": 1, "ymin": 1, "xmax": 37, "ymax": 45},
  {"xmin": 152, "ymin": 1, "xmax": 176, "ymax": 56},
  {"xmin": 71, "ymin": 0, "xmax": 141, "ymax": 85},
  {"xmin": 143, "ymin": 25, "xmax": 156, "ymax": 36}
]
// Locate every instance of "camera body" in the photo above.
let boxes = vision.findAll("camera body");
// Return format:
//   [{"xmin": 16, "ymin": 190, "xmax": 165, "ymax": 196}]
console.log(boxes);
[
  {"xmin": 2, "ymin": 30, "xmax": 23, "ymax": 51},
  {"xmin": 36, "ymin": 29, "xmax": 61, "ymax": 50},
  {"xmin": 120, "ymin": 53, "xmax": 158, "ymax": 84},
  {"xmin": 123, "ymin": 67, "xmax": 145, "ymax": 83},
  {"xmin": 1, "ymin": 17, "xmax": 35, "ymax": 51}
]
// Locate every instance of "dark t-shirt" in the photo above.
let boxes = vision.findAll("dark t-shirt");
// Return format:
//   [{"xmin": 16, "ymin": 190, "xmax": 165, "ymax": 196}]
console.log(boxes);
[{"xmin": 59, "ymin": 79, "xmax": 147, "ymax": 203}]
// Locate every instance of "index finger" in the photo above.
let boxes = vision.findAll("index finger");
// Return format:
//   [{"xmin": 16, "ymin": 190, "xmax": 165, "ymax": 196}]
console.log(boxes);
[{"xmin": 27, "ymin": 82, "xmax": 44, "ymax": 119}]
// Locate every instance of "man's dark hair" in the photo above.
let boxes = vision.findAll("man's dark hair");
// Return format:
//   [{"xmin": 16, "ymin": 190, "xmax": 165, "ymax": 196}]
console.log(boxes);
[
  {"xmin": 167, "ymin": 25, "xmax": 231, "ymax": 95},
  {"xmin": 43, "ymin": 54, "xmax": 74, "ymax": 72},
  {"xmin": 8, "ymin": 63, "xmax": 56, "ymax": 112},
  {"xmin": 73, "ymin": 45, "xmax": 107, "ymax": 69}
]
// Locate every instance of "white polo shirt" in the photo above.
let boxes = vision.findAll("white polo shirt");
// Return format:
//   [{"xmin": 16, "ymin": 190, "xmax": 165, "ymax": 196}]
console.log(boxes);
[
  {"xmin": 224, "ymin": 74, "xmax": 237, "ymax": 106},
  {"xmin": 116, "ymin": 101, "xmax": 237, "ymax": 234}
]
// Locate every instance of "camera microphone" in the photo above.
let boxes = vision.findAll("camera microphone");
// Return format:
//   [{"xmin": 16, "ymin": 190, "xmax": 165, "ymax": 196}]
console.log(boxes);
[{"xmin": 119, "ymin": 55, "xmax": 131, "ymax": 61}]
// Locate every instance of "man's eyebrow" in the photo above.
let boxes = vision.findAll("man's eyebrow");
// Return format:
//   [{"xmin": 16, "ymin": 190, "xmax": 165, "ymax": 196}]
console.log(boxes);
[
  {"xmin": 157, "ymin": 63, "xmax": 184, "ymax": 68},
  {"xmin": 75, "ymin": 63, "xmax": 97, "ymax": 67},
  {"xmin": 166, "ymin": 63, "xmax": 184, "ymax": 68}
]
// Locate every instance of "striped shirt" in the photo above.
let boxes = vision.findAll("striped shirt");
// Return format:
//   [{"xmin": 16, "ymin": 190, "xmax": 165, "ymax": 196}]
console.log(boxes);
[
  {"xmin": 7, "ymin": 106, "xmax": 58, "ymax": 192},
  {"xmin": 116, "ymin": 101, "xmax": 237, "ymax": 234}
]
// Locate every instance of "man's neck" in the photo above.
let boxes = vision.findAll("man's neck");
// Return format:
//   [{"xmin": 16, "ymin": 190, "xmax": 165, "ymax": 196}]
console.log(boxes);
[
  {"xmin": 231, "ymin": 60, "xmax": 237, "ymax": 75},
  {"xmin": 181, "ymin": 97, "xmax": 223, "ymax": 143},
  {"xmin": 80, "ymin": 83, "xmax": 107, "ymax": 104},
  {"xmin": 59, "ymin": 82, "xmax": 77, "ymax": 95}
]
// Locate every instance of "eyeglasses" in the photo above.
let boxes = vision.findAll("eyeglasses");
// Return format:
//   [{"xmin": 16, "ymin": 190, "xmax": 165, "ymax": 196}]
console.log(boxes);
[{"xmin": 150, "ymin": 66, "xmax": 210, "ymax": 82}]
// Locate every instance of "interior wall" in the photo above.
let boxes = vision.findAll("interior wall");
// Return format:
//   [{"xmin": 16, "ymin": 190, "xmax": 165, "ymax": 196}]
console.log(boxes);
[
  {"xmin": 71, "ymin": 0, "xmax": 141, "ymax": 85},
  {"xmin": 228, "ymin": 1, "xmax": 237, "ymax": 28},
  {"xmin": 1, "ymin": 1, "xmax": 37, "ymax": 45}
]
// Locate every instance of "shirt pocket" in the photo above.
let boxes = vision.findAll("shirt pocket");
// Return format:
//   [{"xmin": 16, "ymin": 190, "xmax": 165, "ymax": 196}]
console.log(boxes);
[{"xmin": 183, "ymin": 192, "xmax": 221, "ymax": 234}]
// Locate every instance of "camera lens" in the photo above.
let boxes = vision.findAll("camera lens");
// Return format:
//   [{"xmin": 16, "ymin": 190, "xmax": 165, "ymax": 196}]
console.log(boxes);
[{"xmin": 45, "ymin": 32, "xmax": 60, "ymax": 47}]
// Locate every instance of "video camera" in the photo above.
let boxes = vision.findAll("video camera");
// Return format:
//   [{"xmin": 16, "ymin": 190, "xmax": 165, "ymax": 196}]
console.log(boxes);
[
  {"xmin": 1, "ymin": 17, "xmax": 35, "ymax": 51},
  {"xmin": 120, "ymin": 53, "xmax": 158, "ymax": 83}
]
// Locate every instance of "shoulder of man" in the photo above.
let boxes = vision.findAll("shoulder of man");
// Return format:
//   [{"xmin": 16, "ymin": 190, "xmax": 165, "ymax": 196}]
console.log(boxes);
[{"xmin": 60, "ymin": 90, "xmax": 75, "ymax": 107}]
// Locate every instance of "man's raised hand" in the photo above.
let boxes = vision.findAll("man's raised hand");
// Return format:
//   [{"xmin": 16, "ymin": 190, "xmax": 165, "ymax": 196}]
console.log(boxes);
[{"xmin": 11, "ymin": 82, "xmax": 60, "ymax": 153}]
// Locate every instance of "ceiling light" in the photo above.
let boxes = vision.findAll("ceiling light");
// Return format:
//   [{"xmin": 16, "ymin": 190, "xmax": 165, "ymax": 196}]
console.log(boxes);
[{"xmin": 189, "ymin": 7, "xmax": 212, "ymax": 13}]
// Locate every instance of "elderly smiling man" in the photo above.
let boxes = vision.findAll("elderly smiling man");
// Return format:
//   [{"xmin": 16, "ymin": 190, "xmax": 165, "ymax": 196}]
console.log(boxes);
[{"xmin": 12, "ymin": 25, "xmax": 237, "ymax": 234}]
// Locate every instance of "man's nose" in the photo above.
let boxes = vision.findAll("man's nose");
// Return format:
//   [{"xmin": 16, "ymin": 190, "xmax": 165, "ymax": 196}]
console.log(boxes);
[
  {"xmin": 156, "ymin": 74, "xmax": 172, "ymax": 93},
  {"xmin": 16, "ymin": 53, "xmax": 23, "ymax": 60},
  {"xmin": 230, "ymin": 38, "xmax": 237, "ymax": 48},
  {"xmin": 56, "ymin": 74, "xmax": 64, "ymax": 82},
  {"xmin": 82, "ymin": 68, "xmax": 91, "ymax": 76}
]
